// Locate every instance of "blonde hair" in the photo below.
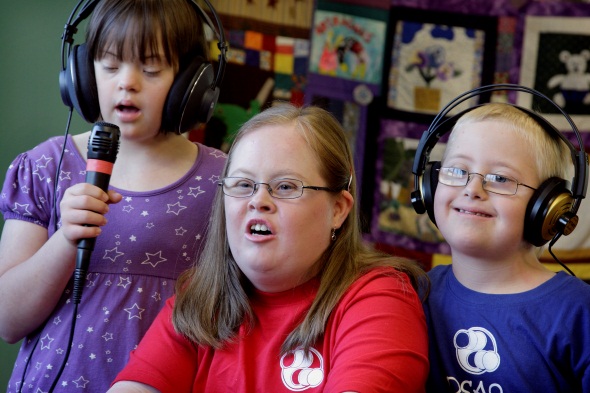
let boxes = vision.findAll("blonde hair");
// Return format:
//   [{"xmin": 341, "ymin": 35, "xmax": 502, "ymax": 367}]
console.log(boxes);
[
  {"xmin": 173, "ymin": 103, "xmax": 428, "ymax": 354},
  {"xmin": 447, "ymin": 103, "xmax": 571, "ymax": 181}
]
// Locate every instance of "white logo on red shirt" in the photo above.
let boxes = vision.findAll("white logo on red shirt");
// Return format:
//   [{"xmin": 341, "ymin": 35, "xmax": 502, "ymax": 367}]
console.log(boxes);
[{"xmin": 280, "ymin": 347, "xmax": 324, "ymax": 391}]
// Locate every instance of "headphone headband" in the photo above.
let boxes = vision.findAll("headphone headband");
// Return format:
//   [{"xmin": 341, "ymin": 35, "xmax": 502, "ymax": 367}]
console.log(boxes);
[
  {"xmin": 410, "ymin": 83, "xmax": 589, "ymax": 247},
  {"xmin": 412, "ymin": 84, "xmax": 588, "ymax": 202},
  {"xmin": 61, "ymin": 0, "xmax": 227, "ymax": 83}
]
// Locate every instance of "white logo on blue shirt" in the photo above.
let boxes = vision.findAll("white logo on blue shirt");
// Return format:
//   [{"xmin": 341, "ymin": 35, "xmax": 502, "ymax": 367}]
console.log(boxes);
[{"xmin": 454, "ymin": 327, "xmax": 500, "ymax": 375}]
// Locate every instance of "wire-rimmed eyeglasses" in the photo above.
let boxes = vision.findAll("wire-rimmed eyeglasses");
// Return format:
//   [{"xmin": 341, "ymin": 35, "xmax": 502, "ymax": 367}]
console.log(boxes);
[
  {"xmin": 219, "ymin": 177, "xmax": 339, "ymax": 199},
  {"xmin": 437, "ymin": 167, "xmax": 537, "ymax": 195}
]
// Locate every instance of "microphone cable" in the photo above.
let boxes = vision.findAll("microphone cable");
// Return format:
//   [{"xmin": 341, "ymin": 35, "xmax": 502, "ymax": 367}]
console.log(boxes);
[{"xmin": 16, "ymin": 108, "xmax": 73, "ymax": 393}]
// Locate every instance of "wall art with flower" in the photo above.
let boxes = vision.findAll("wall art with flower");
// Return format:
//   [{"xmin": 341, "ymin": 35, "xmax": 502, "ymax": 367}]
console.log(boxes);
[{"xmin": 384, "ymin": 7, "xmax": 497, "ymax": 116}]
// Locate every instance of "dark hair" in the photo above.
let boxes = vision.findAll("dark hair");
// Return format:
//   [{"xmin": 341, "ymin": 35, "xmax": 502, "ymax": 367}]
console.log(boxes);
[{"xmin": 86, "ymin": 0, "xmax": 208, "ymax": 72}]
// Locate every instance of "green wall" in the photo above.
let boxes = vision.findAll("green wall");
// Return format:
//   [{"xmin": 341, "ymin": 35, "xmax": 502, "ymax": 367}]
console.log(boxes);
[{"xmin": 0, "ymin": 1, "xmax": 90, "ymax": 389}]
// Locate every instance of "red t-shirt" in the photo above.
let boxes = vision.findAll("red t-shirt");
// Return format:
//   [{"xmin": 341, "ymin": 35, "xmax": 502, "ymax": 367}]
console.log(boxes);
[{"xmin": 113, "ymin": 267, "xmax": 428, "ymax": 392}]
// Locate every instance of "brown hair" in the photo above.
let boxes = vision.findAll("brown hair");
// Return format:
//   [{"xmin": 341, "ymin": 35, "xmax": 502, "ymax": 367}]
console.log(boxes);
[
  {"xmin": 86, "ymin": 0, "xmax": 208, "ymax": 72},
  {"xmin": 173, "ymin": 103, "xmax": 429, "ymax": 354}
]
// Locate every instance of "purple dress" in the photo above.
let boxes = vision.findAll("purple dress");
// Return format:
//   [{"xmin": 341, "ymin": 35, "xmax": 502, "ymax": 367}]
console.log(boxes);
[{"xmin": 0, "ymin": 135, "xmax": 226, "ymax": 393}]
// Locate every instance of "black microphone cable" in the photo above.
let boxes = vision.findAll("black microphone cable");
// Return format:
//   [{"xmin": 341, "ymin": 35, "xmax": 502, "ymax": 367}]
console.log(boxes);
[
  {"xmin": 16, "ymin": 108, "xmax": 74, "ymax": 393},
  {"xmin": 46, "ymin": 122, "xmax": 120, "ymax": 393}
]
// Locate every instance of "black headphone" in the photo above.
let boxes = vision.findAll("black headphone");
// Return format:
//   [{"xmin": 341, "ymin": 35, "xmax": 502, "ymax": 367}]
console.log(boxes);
[
  {"xmin": 411, "ymin": 84, "xmax": 588, "ymax": 247},
  {"xmin": 59, "ymin": 0, "xmax": 228, "ymax": 133}
]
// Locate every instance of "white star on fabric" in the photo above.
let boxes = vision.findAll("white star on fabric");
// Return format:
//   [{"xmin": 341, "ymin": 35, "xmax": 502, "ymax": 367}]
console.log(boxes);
[
  {"xmin": 59, "ymin": 170, "xmax": 71, "ymax": 181},
  {"xmin": 36, "ymin": 154, "xmax": 53, "ymax": 168},
  {"xmin": 32, "ymin": 167, "xmax": 48, "ymax": 181},
  {"xmin": 188, "ymin": 186, "xmax": 205, "ymax": 198},
  {"xmin": 117, "ymin": 276, "xmax": 132, "ymax": 288},
  {"xmin": 40, "ymin": 334, "xmax": 54, "ymax": 350},
  {"xmin": 72, "ymin": 376, "xmax": 90, "ymax": 388},
  {"xmin": 12, "ymin": 202, "xmax": 32, "ymax": 216},
  {"xmin": 209, "ymin": 150, "xmax": 226, "ymax": 159},
  {"xmin": 166, "ymin": 201, "xmax": 187, "ymax": 215},
  {"xmin": 103, "ymin": 247, "xmax": 124, "ymax": 262},
  {"xmin": 209, "ymin": 174, "xmax": 221, "ymax": 183},
  {"xmin": 141, "ymin": 251, "xmax": 167, "ymax": 268},
  {"xmin": 175, "ymin": 227, "xmax": 187, "ymax": 236},
  {"xmin": 124, "ymin": 303, "xmax": 146, "ymax": 320}
]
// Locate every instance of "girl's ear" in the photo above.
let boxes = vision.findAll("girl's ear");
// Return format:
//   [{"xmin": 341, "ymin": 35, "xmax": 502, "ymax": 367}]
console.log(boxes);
[{"xmin": 332, "ymin": 190, "xmax": 354, "ymax": 229}]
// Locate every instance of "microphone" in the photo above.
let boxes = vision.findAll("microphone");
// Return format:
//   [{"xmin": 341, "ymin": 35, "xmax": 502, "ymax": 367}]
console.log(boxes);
[{"xmin": 73, "ymin": 121, "xmax": 120, "ymax": 303}]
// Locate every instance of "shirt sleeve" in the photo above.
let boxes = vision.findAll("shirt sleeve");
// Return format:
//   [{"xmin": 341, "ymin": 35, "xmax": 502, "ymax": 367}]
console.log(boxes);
[
  {"xmin": 322, "ymin": 267, "xmax": 429, "ymax": 393},
  {"xmin": 0, "ymin": 150, "xmax": 53, "ymax": 227},
  {"xmin": 112, "ymin": 296, "xmax": 198, "ymax": 393}
]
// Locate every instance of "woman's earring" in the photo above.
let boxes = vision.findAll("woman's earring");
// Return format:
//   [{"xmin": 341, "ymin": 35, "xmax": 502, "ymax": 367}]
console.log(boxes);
[{"xmin": 331, "ymin": 228, "xmax": 337, "ymax": 241}]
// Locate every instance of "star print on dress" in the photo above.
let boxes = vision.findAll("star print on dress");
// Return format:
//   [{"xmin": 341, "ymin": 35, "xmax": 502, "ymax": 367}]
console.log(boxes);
[
  {"xmin": 12, "ymin": 202, "xmax": 32, "ymax": 216},
  {"xmin": 40, "ymin": 334, "xmax": 54, "ymax": 350},
  {"xmin": 188, "ymin": 186, "xmax": 205, "ymax": 198},
  {"xmin": 124, "ymin": 303, "xmax": 146, "ymax": 320},
  {"xmin": 117, "ymin": 276, "xmax": 132, "ymax": 288},
  {"xmin": 1, "ymin": 138, "xmax": 227, "ymax": 392},
  {"xmin": 72, "ymin": 375, "xmax": 90, "ymax": 388},
  {"xmin": 166, "ymin": 201, "xmax": 187, "ymax": 215},
  {"xmin": 141, "ymin": 251, "xmax": 167, "ymax": 268},
  {"xmin": 103, "ymin": 247, "xmax": 124, "ymax": 262},
  {"xmin": 59, "ymin": 170, "xmax": 71, "ymax": 181}
]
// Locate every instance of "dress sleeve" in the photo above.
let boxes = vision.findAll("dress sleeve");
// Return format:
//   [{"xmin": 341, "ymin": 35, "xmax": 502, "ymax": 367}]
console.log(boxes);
[
  {"xmin": 322, "ymin": 267, "xmax": 429, "ymax": 393},
  {"xmin": 0, "ymin": 150, "xmax": 54, "ymax": 228},
  {"xmin": 112, "ymin": 296, "xmax": 198, "ymax": 393}
]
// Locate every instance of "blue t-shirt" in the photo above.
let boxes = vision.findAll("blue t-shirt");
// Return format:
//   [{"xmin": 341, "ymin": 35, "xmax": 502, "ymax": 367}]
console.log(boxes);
[{"xmin": 425, "ymin": 265, "xmax": 590, "ymax": 393}]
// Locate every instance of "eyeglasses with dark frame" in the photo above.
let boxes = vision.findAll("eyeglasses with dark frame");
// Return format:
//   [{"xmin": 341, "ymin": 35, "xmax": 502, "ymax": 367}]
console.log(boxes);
[
  {"xmin": 437, "ymin": 167, "xmax": 537, "ymax": 195},
  {"xmin": 219, "ymin": 177, "xmax": 339, "ymax": 199}
]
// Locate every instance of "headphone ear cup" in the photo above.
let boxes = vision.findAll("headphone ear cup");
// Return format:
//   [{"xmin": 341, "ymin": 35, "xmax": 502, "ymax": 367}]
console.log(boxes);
[
  {"xmin": 524, "ymin": 177, "xmax": 575, "ymax": 246},
  {"xmin": 422, "ymin": 161, "xmax": 441, "ymax": 226},
  {"xmin": 59, "ymin": 44, "xmax": 100, "ymax": 123},
  {"xmin": 163, "ymin": 57, "xmax": 217, "ymax": 133}
]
